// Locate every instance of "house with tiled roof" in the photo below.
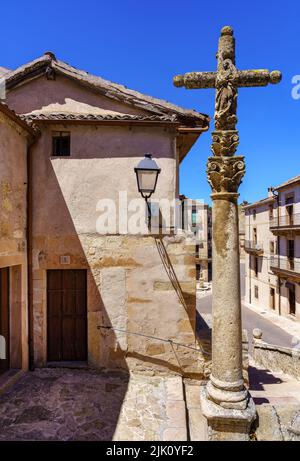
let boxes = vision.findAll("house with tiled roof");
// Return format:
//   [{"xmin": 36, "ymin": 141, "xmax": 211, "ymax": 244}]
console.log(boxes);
[
  {"xmin": 0, "ymin": 52, "xmax": 210, "ymax": 380},
  {"xmin": 0, "ymin": 102, "xmax": 38, "ymax": 379}
]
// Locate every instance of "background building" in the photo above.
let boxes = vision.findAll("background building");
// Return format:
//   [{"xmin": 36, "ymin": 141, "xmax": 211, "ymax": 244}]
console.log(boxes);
[
  {"xmin": 0, "ymin": 103, "xmax": 37, "ymax": 376},
  {"xmin": 239, "ymin": 203, "xmax": 246, "ymax": 260},
  {"xmin": 244, "ymin": 176, "xmax": 300, "ymax": 321},
  {"xmin": 194, "ymin": 203, "xmax": 212, "ymax": 283},
  {"xmin": 179, "ymin": 196, "xmax": 212, "ymax": 283}
]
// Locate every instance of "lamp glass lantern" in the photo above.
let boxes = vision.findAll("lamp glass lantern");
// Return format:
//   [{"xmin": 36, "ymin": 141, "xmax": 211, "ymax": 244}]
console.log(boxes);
[
  {"xmin": 134, "ymin": 154, "xmax": 161, "ymax": 226},
  {"xmin": 134, "ymin": 154, "xmax": 161, "ymax": 198}
]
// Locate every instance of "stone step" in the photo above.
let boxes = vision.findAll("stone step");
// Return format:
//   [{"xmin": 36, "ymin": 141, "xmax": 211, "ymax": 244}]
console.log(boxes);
[
  {"xmin": 113, "ymin": 374, "xmax": 188, "ymax": 441},
  {"xmin": 184, "ymin": 379, "xmax": 208, "ymax": 441}
]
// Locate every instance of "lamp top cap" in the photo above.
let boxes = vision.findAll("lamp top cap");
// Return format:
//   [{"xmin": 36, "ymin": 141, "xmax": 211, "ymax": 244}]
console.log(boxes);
[
  {"xmin": 221, "ymin": 26, "xmax": 233, "ymax": 36},
  {"xmin": 135, "ymin": 154, "xmax": 161, "ymax": 171}
]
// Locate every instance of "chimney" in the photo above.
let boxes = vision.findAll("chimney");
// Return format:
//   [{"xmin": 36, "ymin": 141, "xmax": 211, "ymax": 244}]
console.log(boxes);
[{"xmin": 268, "ymin": 187, "xmax": 274, "ymax": 197}]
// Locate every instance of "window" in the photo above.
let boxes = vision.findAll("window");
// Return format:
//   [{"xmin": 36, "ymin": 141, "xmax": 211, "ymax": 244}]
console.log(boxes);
[
  {"xmin": 253, "ymin": 209, "xmax": 256, "ymax": 220},
  {"xmin": 287, "ymin": 239, "xmax": 295, "ymax": 259},
  {"xmin": 269, "ymin": 241, "xmax": 275, "ymax": 254},
  {"xmin": 269, "ymin": 204, "xmax": 273, "ymax": 220},
  {"xmin": 286, "ymin": 195, "xmax": 294, "ymax": 206},
  {"xmin": 254, "ymin": 257, "xmax": 258, "ymax": 277},
  {"xmin": 286, "ymin": 203, "xmax": 294, "ymax": 225},
  {"xmin": 192, "ymin": 211, "xmax": 197, "ymax": 226},
  {"xmin": 254, "ymin": 285, "xmax": 259, "ymax": 299},
  {"xmin": 52, "ymin": 131, "xmax": 70, "ymax": 156}
]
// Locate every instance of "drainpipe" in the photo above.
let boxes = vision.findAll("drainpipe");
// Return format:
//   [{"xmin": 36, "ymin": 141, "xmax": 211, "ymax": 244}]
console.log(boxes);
[
  {"xmin": 277, "ymin": 276, "xmax": 281, "ymax": 316},
  {"xmin": 272, "ymin": 188, "xmax": 280, "ymax": 315},
  {"xmin": 26, "ymin": 143, "xmax": 34, "ymax": 371},
  {"xmin": 269, "ymin": 187, "xmax": 281, "ymax": 316},
  {"xmin": 26, "ymin": 127, "xmax": 40, "ymax": 371}
]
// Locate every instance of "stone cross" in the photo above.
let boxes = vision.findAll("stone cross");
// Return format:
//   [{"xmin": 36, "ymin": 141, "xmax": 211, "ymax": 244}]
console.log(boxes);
[{"xmin": 173, "ymin": 26, "xmax": 281, "ymax": 441}]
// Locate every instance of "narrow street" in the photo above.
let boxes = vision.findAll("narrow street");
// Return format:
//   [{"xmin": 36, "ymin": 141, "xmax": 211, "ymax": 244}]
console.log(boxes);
[{"xmin": 197, "ymin": 263, "xmax": 295, "ymax": 349}]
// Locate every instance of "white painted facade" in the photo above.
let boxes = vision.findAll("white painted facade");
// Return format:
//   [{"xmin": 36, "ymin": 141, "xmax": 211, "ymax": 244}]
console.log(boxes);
[
  {"xmin": 179, "ymin": 197, "xmax": 212, "ymax": 282},
  {"xmin": 244, "ymin": 176, "xmax": 300, "ymax": 322}
]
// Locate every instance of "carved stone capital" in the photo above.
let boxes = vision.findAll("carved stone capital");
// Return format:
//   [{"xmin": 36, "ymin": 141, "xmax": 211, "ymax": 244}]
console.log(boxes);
[
  {"xmin": 206, "ymin": 155, "xmax": 245, "ymax": 193},
  {"xmin": 211, "ymin": 130, "xmax": 239, "ymax": 156}
]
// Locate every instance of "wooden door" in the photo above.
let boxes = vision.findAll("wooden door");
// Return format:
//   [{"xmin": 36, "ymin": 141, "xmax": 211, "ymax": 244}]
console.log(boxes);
[
  {"xmin": 47, "ymin": 270, "xmax": 87, "ymax": 361},
  {"xmin": 287, "ymin": 204, "xmax": 294, "ymax": 225},
  {"xmin": 253, "ymin": 227, "xmax": 257, "ymax": 244},
  {"xmin": 288, "ymin": 239, "xmax": 295, "ymax": 270},
  {"xmin": 0, "ymin": 268, "xmax": 10, "ymax": 374},
  {"xmin": 270, "ymin": 287, "xmax": 275, "ymax": 310},
  {"xmin": 289, "ymin": 286, "xmax": 296, "ymax": 316}
]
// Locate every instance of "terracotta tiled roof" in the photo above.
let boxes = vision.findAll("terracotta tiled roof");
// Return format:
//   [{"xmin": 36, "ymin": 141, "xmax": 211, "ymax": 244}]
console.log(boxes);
[
  {"xmin": 0, "ymin": 66, "xmax": 10, "ymax": 76},
  {"xmin": 0, "ymin": 102, "xmax": 39, "ymax": 136},
  {"xmin": 274, "ymin": 174, "xmax": 300, "ymax": 190},
  {"xmin": 4, "ymin": 52, "xmax": 209, "ymax": 127},
  {"xmin": 243, "ymin": 195, "xmax": 275, "ymax": 209}
]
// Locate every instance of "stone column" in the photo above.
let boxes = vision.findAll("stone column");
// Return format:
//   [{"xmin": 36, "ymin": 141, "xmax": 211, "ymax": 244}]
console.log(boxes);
[
  {"xmin": 200, "ymin": 155, "xmax": 256, "ymax": 441},
  {"xmin": 172, "ymin": 24, "xmax": 281, "ymax": 441}
]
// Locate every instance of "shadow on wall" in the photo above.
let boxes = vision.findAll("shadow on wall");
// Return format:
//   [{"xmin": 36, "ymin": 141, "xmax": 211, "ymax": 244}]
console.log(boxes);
[
  {"xmin": 154, "ymin": 237, "xmax": 212, "ymax": 371},
  {"xmin": 29, "ymin": 150, "xmax": 130, "ymax": 440}
]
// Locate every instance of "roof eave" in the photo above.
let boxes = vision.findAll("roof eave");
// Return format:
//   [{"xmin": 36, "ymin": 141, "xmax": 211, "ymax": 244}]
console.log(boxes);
[
  {"xmin": 177, "ymin": 125, "xmax": 209, "ymax": 163},
  {"xmin": 274, "ymin": 179, "xmax": 300, "ymax": 191},
  {"xmin": 4, "ymin": 55, "xmax": 210, "ymax": 128},
  {"xmin": 0, "ymin": 103, "xmax": 39, "ymax": 139},
  {"xmin": 243, "ymin": 196, "xmax": 276, "ymax": 209}
]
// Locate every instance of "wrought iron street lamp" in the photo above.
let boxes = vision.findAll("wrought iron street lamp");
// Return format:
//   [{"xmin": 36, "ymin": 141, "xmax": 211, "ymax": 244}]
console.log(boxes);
[{"xmin": 134, "ymin": 154, "xmax": 161, "ymax": 228}]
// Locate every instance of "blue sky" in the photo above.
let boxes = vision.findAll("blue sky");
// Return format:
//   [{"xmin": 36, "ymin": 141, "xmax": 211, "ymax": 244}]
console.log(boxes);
[{"xmin": 1, "ymin": 0, "xmax": 299, "ymax": 204}]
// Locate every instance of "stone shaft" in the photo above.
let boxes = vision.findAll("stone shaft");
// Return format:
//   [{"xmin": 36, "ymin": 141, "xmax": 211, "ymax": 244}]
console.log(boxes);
[
  {"xmin": 173, "ymin": 24, "xmax": 281, "ymax": 440},
  {"xmin": 207, "ymin": 192, "xmax": 247, "ymax": 408}
]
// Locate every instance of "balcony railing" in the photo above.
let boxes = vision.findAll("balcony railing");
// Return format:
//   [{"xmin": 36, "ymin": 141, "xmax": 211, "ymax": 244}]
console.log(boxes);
[
  {"xmin": 270, "ymin": 212, "xmax": 300, "ymax": 229},
  {"xmin": 270, "ymin": 256, "xmax": 300, "ymax": 275},
  {"xmin": 244, "ymin": 240, "xmax": 263, "ymax": 253}
]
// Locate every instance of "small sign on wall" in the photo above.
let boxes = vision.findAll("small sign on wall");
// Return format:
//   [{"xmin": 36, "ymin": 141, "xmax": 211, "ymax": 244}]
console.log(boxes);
[{"xmin": 60, "ymin": 255, "xmax": 71, "ymax": 265}]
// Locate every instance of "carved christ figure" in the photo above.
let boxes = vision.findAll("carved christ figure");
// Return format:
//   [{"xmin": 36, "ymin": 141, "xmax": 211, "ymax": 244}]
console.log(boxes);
[{"xmin": 215, "ymin": 58, "xmax": 238, "ymax": 130}]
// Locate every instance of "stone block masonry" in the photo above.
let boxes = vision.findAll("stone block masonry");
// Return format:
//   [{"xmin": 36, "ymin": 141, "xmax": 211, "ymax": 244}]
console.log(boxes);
[
  {"xmin": 32, "ymin": 232, "xmax": 210, "ymax": 378},
  {"xmin": 253, "ymin": 331, "xmax": 300, "ymax": 381}
]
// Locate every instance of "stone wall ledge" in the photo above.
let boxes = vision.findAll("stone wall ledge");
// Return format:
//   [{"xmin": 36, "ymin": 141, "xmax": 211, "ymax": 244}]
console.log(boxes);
[
  {"xmin": 254, "ymin": 342, "xmax": 300, "ymax": 357},
  {"xmin": 253, "ymin": 338, "xmax": 300, "ymax": 380}
]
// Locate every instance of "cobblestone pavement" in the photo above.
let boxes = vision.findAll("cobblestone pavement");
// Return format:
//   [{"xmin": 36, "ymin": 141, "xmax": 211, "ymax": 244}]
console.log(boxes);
[{"xmin": 0, "ymin": 368, "xmax": 187, "ymax": 441}]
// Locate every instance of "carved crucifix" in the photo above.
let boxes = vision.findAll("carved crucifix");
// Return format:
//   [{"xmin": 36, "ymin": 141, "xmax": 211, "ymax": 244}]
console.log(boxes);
[
  {"xmin": 174, "ymin": 25, "xmax": 281, "ymax": 156},
  {"xmin": 174, "ymin": 25, "xmax": 281, "ymax": 193},
  {"xmin": 173, "ymin": 26, "xmax": 281, "ymax": 440}
]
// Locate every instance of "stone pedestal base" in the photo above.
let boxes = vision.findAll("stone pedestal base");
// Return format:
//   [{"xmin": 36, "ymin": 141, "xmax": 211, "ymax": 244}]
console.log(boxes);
[{"xmin": 200, "ymin": 385, "xmax": 256, "ymax": 441}]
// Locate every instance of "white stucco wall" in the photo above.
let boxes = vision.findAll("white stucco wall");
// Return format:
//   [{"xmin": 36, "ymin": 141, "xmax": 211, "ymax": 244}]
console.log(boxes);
[{"xmin": 245, "ymin": 183, "xmax": 300, "ymax": 321}]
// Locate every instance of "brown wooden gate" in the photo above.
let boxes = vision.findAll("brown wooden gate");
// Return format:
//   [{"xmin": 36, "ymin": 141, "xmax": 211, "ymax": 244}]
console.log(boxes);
[
  {"xmin": 0, "ymin": 268, "xmax": 10, "ymax": 374},
  {"xmin": 289, "ymin": 285, "xmax": 296, "ymax": 316},
  {"xmin": 47, "ymin": 270, "xmax": 87, "ymax": 361}
]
